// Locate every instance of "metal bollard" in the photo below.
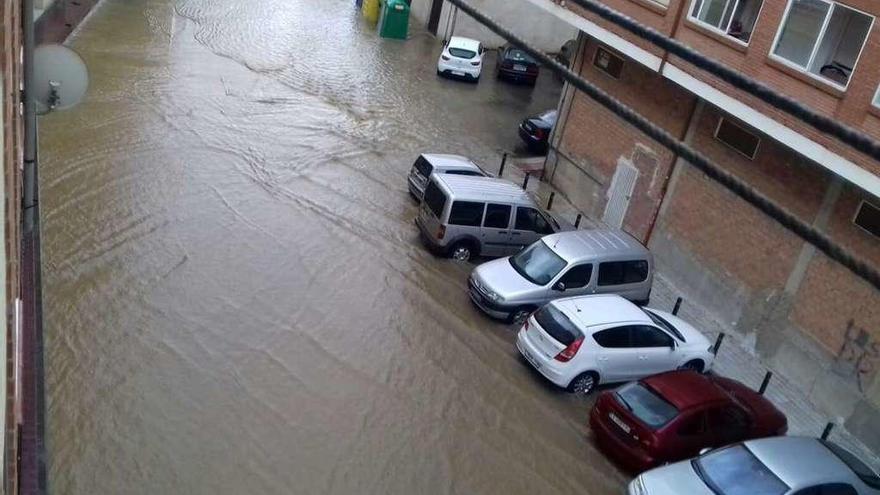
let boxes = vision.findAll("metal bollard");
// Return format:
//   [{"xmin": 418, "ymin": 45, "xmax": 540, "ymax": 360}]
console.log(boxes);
[
  {"xmin": 672, "ymin": 297, "xmax": 683, "ymax": 316},
  {"xmin": 574, "ymin": 213, "xmax": 582, "ymax": 228},
  {"xmin": 712, "ymin": 333, "xmax": 725, "ymax": 356},
  {"xmin": 499, "ymin": 153, "xmax": 507, "ymax": 177},
  {"xmin": 522, "ymin": 172, "xmax": 530, "ymax": 190},
  {"xmin": 758, "ymin": 371, "xmax": 772, "ymax": 395},
  {"xmin": 547, "ymin": 192, "xmax": 555, "ymax": 210},
  {"xmin": 821, "ymin": 422, "xmax": 835, "ymax": 440}
]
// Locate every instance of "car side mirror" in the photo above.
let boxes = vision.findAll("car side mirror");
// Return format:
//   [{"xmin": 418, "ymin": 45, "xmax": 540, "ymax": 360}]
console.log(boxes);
[
  {"xmin": 699, "ymin": 447, "xmax": 712, "ymax": 456},
  {"xmin": 553, "ymin": 281, "xmax": 566, "ymax": 292}
]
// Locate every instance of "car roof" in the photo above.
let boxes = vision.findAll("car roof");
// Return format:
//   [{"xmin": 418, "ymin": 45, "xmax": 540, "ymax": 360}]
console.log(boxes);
[
  {"xmin": 421, "ymin": 153, "xmax": 481, "ymax": 171},
  {"xmin": 543, "ymin": 229, "xmax": 650, "ymax": 261},
  {"xmin": 552, "ymin": 294, "xmax": 651, "ymax": 328},
  {"xmin": 433, "ymin": 175, "xmax": 535, "ymax": 204},
  {"xmin": 642, "ymin": 371, "xmax": 730, "ymax": 411},
  {"xmin": 449, "ymin": 37, "xmax": 480, "ymax": 50},
  {"xmin": 744, "ymin": 436, "xmax": 862, "ymax": 489}
]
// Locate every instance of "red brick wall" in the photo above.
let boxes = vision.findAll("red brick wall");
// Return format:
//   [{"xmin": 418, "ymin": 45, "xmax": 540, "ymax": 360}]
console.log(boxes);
[
  {"xmin": 557, "ymin": 38, "xmax": 695, "ymax": 239},
  {"xmin": 555, "ymin": 0, "xmax": 880, "ymax": 175}
]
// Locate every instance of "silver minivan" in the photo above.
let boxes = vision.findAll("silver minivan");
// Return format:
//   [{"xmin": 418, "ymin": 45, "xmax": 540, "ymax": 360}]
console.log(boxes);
[
  {"xmin": 416, "ymin": 174, "xmax": 566, "ymax": 261},
  {"xmin": 407, "ymin": 153, "xmax": 488, "ymax": 200},
  {"xmin": 468, "ymin": 229, "xmax": 653, "ymax": 323}
]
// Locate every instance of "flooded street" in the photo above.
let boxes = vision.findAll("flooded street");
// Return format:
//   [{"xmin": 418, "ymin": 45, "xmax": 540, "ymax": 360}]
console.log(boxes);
[{"xmin": 39, "ymin": 0, "xmax": 626, "ymax": 492}]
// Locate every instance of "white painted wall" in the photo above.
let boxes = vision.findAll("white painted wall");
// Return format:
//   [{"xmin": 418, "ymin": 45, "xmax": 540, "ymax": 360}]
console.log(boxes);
[{"xmin": 409, "ymin": 0, "xmax": 577, "ymax": 52}]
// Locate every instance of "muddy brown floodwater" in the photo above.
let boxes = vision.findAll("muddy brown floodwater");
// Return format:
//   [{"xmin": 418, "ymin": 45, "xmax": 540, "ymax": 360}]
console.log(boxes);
[{"xmin": 40, "ymin": 0, "xmax": 628, "ymax": 493}]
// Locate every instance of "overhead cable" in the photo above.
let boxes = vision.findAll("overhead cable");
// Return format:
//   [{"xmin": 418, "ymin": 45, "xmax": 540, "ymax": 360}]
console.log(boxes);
[{"xmin": 444, "ymin": 0, "xmax": 880, "ymax": 291}]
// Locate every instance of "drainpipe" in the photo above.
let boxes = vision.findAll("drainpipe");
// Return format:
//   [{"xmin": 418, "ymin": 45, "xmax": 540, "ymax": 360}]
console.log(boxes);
[{"xmin": 23, "ymin": 0, "xmax": 36, "ymax": 232}]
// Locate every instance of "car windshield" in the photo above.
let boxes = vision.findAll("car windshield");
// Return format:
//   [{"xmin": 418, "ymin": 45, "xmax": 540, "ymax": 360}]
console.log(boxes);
[
  {"xmin": 449, "ymin": 47, "xmax": 476, "ymax": 59},
  {"xmin": 823, "ymin": 441, "xmax": 880, "ymax": 489},
  {"xmin": 642, "ymin": 309, "xmax": 685, "ymax": 341},
  {"xmin": 616, "ymin": 382, "xmax": 678, "ymax": 429},
  {"xmin": 508, "ymin": 48, "xmax": 536, "ymax": 64},
  {"xmin": 693, "ymin": 445, "xmax": 789, "ymax": 495},
  {"xmin": 534, "ymin": 304, "xmax": 581, "ymax": 346},
  {"xmin": 509, "ymin": 241, "xmax": 567, "ymax": 286},
  {"xmin": 538, "ymin": 110, "xmax": 558, "ymax": 125}
]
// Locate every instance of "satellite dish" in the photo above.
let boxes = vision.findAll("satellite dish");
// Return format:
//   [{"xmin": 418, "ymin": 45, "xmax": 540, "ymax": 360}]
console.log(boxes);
[{"xmin": 33, "ymin": 44, "xmax": 89, "ymax": 114}]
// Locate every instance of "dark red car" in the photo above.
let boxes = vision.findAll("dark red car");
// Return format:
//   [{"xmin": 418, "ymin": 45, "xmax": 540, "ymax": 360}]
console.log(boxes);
[{"xmin": 589, "ymin": 370, "xmax": 787, "ymax": 473}]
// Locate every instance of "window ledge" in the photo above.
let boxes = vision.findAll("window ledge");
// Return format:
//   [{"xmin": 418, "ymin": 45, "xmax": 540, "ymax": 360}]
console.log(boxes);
[
  {"xmin": 765, "ymin": 56, "xmax": 846, "ymax": 99},
  {"xmin": 684, "ymin": 19, "xmax": 749, "ymax": 53},
  {"xmin": 625, "ymin": 0, "xmax": 669, "ymax": 16}
]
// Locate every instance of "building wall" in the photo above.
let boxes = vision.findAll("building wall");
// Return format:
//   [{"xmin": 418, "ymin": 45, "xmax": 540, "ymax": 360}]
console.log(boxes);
[
  {"xmin": 408, "ymin": 0, "xmax": 577, "ymax": 51},
  {"xmin": 1, "ymin": 0, "xmax": 24, "ymax": 491}
]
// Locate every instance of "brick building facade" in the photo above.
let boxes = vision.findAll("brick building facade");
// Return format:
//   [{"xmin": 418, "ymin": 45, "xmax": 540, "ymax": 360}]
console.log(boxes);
[
  {"xmin": 2, "ymin": 0, "xmax": 25, "ymax": 492},
  {"xmin": 531, "ymin": 0, "xmax": 880, "ymax": 451}
]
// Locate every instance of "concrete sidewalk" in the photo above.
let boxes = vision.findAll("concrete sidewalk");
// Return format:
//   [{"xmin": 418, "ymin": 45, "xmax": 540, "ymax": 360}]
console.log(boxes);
[{"xmin": 503, "ymin": 156, "xmax": 880, "ymax": 469}]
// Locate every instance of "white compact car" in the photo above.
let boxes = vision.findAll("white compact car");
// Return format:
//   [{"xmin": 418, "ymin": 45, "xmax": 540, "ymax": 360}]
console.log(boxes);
[
  {"xmin": 437, "ymin": 36, "xmax": 483, "ymax": 81},
  {"xmin": 516, "ymin": 294, "xmax": 714, "ymax": 395}
]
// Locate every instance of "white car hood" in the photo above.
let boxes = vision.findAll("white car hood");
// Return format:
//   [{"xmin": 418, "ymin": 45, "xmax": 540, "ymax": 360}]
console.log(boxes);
[
  {"xmin": 639, "ymin": 459, "xmax": 713, "ymax": 495},
  {"xmin": 472, "ymin": 257, "xmax": 541, "ymax": 300}
]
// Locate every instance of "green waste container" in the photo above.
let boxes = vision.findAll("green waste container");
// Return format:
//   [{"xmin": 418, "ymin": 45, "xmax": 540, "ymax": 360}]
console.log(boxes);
[{"xmin": 378, "ymin": 0, "xmax": 409, "ymax": 40}]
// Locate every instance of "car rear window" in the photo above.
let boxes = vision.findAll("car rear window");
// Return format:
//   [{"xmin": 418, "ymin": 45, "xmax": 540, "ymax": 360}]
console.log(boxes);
[
  {"xmin": 616, "ymin": 382, "xmax": 678, "ymax": 429},
  {"xmin": 508, "ymin": 48, "xmax": 536, "ymax": 64},
  {"xmin": 534, "ymin": 304, "xmax": 582, "ymax": 346},
  {"xmin": 449, "ymin": 48, "xmax": 476, "ymax": 59},
  {"xmin": 414, "ymin": 156, "xmax": 433, "ymax": 177},
  {"xmin": 423, "ymin": 181, "xmax": 446, "ymax": 218},
  {"xmin": 694, "ymin": 445, "xmax": 789, "ymax": 495}
]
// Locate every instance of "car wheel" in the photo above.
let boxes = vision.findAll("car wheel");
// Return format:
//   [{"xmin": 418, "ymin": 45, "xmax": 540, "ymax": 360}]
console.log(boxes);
[
  {"xmin": 508, "ymin": 307, "xmax": 532, "ymax": 325},
  {"xmin": 568, "ymin": 372, "xmax": 598, "ymax": 395},
  {"xmin": 449, "ymin": 242, "xmax": 474, "ymax": 262},
  {"xmin": 680, "ymin": 360, "xmax": 704, "ymax": 373}
]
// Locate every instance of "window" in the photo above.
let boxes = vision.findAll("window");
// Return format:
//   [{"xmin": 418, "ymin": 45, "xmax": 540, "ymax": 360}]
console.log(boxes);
[
  {"xmin": 449, "ymin": 201, "xmax": 484, "ymax": 226},
  {"xmin": 593, "ymin": 46, "xmax": 624, "ymax": 78},
  {"xmin": 822, "ymin": 441, "xmax": 880, "ymax": 489},
  {"xmin": 715, "ymin": 118, "xmax": 761, "ymax": 159},
  {"xmin": 689, "ymin": 0, "xmax": 763, "ymax": 43},
  {"xmin": 772, "ymin": 0, "xmax": 874, "ymax": 88},
  {"xmin": 445, "ymin": 170, "xmax": 484, "ymax": 176},
  {"xmin": 534, "ymin": 304, "xmax": 583, "ymax": 346},
  {"xmin": 616, "ymin": 382, "xmax": 679, "ymax": 429},
  {"xmin": 678, "ymin": 411, "xmax": 708, "ymax": 436},
  {"xmin": 853, "ymin": 200, "xmax": 880, "ymax": 239},
  {"xmin": 483, "ymin": 203, "xmax": 511, "ymax": 229},
  {"xmin": 709, "ymin": 406, "xmax": 750, "ymax": 443},
  {"xmin": 593, "ymin": 326, "xmax": 631, "ymax": 348},
  {"xmin": 413, "ymin": 156, "xmax": 433, "ymax": 177},
  {"xmin": 695, "ymin": 445, "xmax": 790, "ymax": 495},
  {"xmin": 631, "ymin": 326, "xmax": 674, "ymax": 348},
  {"xmin": 874, "ymin": 85, "xmax": 880, "ymax": 107},
  {"xmin": 509, "ymin": 241, "xmax": 567, "ymax": 285},
  {"xmin": 448, "ymin": 47, "xmax": 476, "ymax": 59},
  {"xmin": 423, "ymin": 181, "xmax": 446, "ymax": 218},
  {"xmin": 642, "ymin": 309, "xmax": 686, "ymax": 341},
  {"xmin": 793, "ymin": 484, "xmax": 858, "ymax": 495},
  {"xmin": 515, "ymin": 207, "xmax": 554, "ymax": 234},
  {"xmin": 557, "ymin": 264, "xmax": 593, "ymax": 289},
  {"xmin": 597, "ymin": 260, "xmax": 650, "ymax": 286}
]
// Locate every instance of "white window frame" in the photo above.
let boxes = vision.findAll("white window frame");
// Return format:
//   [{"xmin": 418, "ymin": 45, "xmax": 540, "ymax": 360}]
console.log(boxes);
[
  {"xmin": 593, "ymin": 46, "xmax": 625, "ymax": 79},
  {"xmin": 688, "ymin": 0, "xmax": 766, "ymax": 46},
  {"xmin": 873, "ymin": 84, "xmax": 880, "ymax": 108},
  {"xmin": 714, "ymin": 117, "xmax": 761, "ymax": 159},
  {"xmin": 853, "ymin": 200, "xmax": 880, "ymax": 239},
  {"xmin": 769, "ymin": 0, "xmax": 875, "ymax": 91}
]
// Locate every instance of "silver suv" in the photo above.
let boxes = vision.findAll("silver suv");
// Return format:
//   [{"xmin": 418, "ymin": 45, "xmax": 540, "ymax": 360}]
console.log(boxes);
[
  {"xmin": 416, "ymin": 174, "xmax": 567, "ymax": 261},
  {"xmin": 468, "ymin": 229, "xmax": 653, "ymax": 323}
]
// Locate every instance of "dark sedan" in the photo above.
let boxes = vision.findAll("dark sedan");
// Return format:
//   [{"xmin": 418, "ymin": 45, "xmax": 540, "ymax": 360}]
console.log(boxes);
[
  {"xmin": 518, "ymin": 109, "xmax": 557, "ymax": 153},
  {"xmin": 496, "ymin": 44, "xmax": 540, "ymax": 85}
]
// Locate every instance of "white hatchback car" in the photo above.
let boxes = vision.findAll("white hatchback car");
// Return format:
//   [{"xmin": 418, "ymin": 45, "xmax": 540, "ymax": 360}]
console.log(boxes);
[
  {"xmin": 516, "ymin": 294, "xmax": 714, "ymax": 395},
  {"xmin": 437, "ymin": 36, "xmax": 483, "ymax": 81}
]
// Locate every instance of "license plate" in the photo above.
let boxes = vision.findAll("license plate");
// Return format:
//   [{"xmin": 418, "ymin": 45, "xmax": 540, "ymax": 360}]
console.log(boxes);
[
  {"xmin": 520, "ymin": 345, "xmax": 541, "ymax": 370},
  {"xmin": 514, "ymin": 64, "xmax": 526, "ymax": 71},
  {"xmin": 609, "ymin": 412, "xmax": 631, "ymax": 434},
  {"xmin": 452, "ymin": 70, "xmax": 465, "ymax": 76}
]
